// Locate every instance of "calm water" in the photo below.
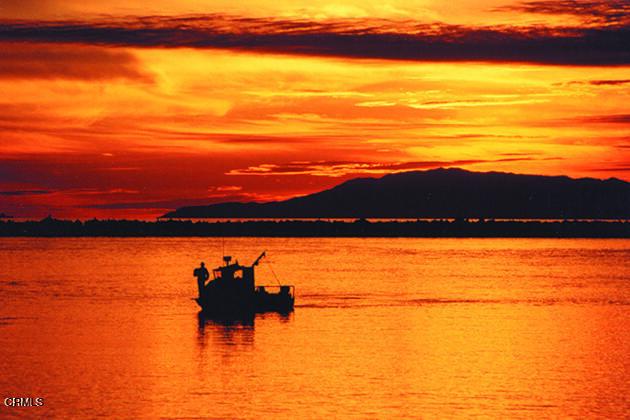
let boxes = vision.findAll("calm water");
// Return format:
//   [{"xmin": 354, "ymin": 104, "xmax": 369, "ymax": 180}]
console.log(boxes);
[{"xmin": 0, "ymin": 238, "xmax": 629, "ymax": 419}]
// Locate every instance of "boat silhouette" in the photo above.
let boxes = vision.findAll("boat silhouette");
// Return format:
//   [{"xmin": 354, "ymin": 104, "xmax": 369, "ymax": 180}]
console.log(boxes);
[{"xmin": 194, "ymin": 251, "xmax": 295, "ymax": 316}]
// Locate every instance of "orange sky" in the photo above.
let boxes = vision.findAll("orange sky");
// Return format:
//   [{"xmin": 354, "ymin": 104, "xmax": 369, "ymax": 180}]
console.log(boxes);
[{"xmin": 0, "ymin": 0, "xmax": 629, "ymax": 219}]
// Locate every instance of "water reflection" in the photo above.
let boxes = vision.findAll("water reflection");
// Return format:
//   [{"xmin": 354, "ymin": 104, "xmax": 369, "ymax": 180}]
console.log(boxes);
[
  {"xmin": 256, "ymin": 311, "xmax": 294, "ymax": 324},
  {"xmin": 196, "ymin": 311, "xmax": 254, "ymax": 349},
  {"xmin": 196, "ymin": 311, "xmax": 294, "ymax": 350},
  {"xmin": 197, "ymin": 311, "xmax": 256, "ymax": 328}
]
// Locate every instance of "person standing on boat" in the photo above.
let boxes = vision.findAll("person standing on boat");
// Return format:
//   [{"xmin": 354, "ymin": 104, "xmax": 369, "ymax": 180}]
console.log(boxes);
[{"xmin": 194, "ymin": 262, "xmax": 210, "ymax": 297}]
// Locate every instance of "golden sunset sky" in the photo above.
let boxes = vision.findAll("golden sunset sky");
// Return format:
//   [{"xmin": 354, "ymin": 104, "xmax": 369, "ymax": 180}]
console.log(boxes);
[{"xmin": 0, "ymin": 0, "xmax": 628, "ymax": 218}]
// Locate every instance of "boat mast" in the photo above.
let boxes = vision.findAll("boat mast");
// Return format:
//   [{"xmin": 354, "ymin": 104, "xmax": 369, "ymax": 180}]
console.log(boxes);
[{"xmin": 251, "ymin": 251, "xmax": 266, "ymax": 267}]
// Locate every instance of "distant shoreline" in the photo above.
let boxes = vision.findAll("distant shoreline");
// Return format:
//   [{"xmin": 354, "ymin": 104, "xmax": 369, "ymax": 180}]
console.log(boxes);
[{"xmin": 1, "ymin": 219, "xmax": 628, "ymax": 238}]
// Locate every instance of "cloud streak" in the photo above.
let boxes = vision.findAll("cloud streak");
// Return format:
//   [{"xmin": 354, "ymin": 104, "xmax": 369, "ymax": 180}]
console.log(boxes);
[
  {"xmin": 0, "ymin": 189, "xmax": 51, "ymax": 196},
  {"xmin": 227, "ymin": 158, "xmax": 550, "ymax": 177},
  {"xmin": 0, "ymin": 14, "xmax": 628, "ymax": 65},
  {"xmin": 0, "ymin": 42, "xmax": 152, "ymax": 81},
  {"xmin": 83, "ymin": 192, "xmax": 272, "ymax": 210},
  {"xmin": 576, "ymin": 114, "xmax": 630, "ymax": 124},
  {"xmin": 562, "ymin": 78, "xmax": 630, "ymax": 86}
]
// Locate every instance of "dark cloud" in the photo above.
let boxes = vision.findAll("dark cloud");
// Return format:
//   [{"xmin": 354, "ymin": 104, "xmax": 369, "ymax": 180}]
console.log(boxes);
[
  {"xmin": 0, "ymin": 14, "xmax": 628, "ymax": 65},
  {"xmin": 0, "ymin": 189, "xmax": 51, "ymax": 196},
  {"xmin": 576, "ymin": 114, "xmax": 630, "ymax": 124},
  {"xmin": 564, "ymin": 79, "xmax": 630, "ymax": 86},
  {"xmin": 0, "ymin": 42, "xmax": 152, "ymax": 80},
  {"xmin": 496, "ymin": 1, "xmax": 630, "ymax": 26},
  {"xmin": 585, "ymin": 79, "xmax": 630, "ymax": 85}
]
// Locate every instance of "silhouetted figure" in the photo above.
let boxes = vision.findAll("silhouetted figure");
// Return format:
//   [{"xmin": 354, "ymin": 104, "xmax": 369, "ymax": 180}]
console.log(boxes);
[{"xmin": 194, "ymin": 262, "xmax": 210, "ymax": 297}]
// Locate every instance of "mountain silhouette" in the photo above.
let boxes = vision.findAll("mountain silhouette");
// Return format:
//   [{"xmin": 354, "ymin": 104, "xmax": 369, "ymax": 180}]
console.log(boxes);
[{"xmin": 161, "ymin": 168, "xmax": 630, "ymax": 219}]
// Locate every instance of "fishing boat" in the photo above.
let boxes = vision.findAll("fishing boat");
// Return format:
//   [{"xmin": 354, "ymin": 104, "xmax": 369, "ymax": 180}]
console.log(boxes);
[{"xmin": 194, "ymin": 251, "xmax": 295, "ymax": 316}]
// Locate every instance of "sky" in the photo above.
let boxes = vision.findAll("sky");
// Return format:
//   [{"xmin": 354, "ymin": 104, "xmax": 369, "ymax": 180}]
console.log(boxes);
[{"xmin": 0, "ymin": 0, "xmax": 628, "ymax": 219}]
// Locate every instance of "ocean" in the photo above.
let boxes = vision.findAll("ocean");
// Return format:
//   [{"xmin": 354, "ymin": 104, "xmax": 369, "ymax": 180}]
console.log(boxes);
[{"xmin": 1, "ymin": 238, "xmax": 628, "ymax": 418}]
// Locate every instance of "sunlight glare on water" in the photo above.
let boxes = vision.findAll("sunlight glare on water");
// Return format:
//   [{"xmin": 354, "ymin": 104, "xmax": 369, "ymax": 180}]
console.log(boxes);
[{"xmin": 0, "ymin": 238, "xmax": 628, "ymax": 418}]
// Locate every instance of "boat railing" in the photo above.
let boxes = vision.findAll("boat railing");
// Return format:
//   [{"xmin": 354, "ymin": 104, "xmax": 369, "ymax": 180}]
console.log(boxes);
[{"xmin": 255, "ymin": 285, "xmax": 295, "ymax": 298}]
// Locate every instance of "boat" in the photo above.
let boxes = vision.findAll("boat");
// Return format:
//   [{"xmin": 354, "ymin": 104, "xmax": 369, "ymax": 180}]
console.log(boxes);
[{"xmin": 194, "ymin": 251, "xmax": 295, "ymax": 316}]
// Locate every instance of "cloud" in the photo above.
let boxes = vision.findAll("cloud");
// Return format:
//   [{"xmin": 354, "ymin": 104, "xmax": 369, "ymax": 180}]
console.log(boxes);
[
  {"xmin": 0, "ymin": 42, "xmax": 152, "ymax": 81},
  {"xmin": 84, "ymin": 198, "xmax": 216, "ymax": 210},
  {"xmin": 211, "ymin": 185, "xmax": 242, "ymax": 192},
  {"xmin": 83, "ymin": 192, "xmax": 268, "ymax": 210},
  {"xmin": 564, "ymin": 79, "xmax": 630, "ymax": 86},
  {"xmin": 496, "ymin": 1, "xmax": 630, "ymax": 26},
  {"xmin": 575, "ymin": 114, "xmax": 630, "ymax": 124},
  {"xmin": 226, "ymin": 158, "xmax": 547, "ymax": 177},
  {"xmin": 355, "ymin": 101, "xmax": 397, "ymax": 107},
  {"xmin": 405, "ymin": 98, "xmax": 548, "ymax": 110},
  {"xmin": 0, "ymin": 14, "xmax": 628, "ymax": 65},
  {"xmin": 0, "ymin": 189, "xmax": 51, "ymax": 196},
  {"xmin": 582, "ymin": 79, "xmax": 630, "ymax": 86},
  {"xmin": 592, "ymin": 166, "xmax": 630, "ymax": 171}
]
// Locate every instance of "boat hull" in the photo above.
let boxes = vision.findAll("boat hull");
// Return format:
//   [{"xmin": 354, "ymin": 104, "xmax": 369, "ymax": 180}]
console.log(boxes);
[{"xmin": 196, "ymin": 289, "xmax": 294, "ymax": 316}]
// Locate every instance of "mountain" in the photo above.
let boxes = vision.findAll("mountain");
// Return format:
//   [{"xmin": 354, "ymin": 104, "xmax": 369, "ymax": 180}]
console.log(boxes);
[{"xmin": 161, "ymin": 168, "xmax": 630, "ymax": 219}]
